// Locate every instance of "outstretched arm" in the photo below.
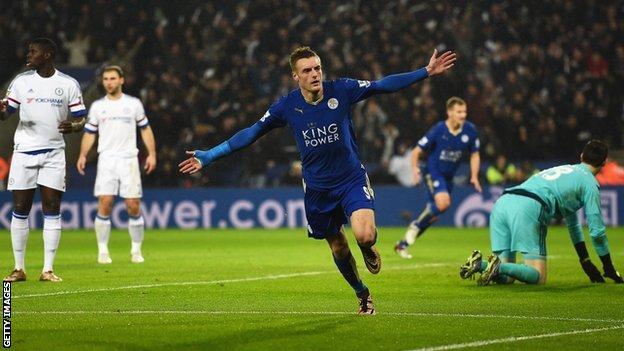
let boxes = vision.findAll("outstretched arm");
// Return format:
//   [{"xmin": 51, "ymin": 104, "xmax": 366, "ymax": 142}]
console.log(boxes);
[
  {"xmin": 179, "ymin": 122, "xmax": 270, "ymax": 174},
  {"xmin": 372, "ymin": 49, "xmax": 457, "ymax": 93}
]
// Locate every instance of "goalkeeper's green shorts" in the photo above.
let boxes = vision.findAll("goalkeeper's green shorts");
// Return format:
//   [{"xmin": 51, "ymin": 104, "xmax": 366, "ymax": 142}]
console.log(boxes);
[{"xmin": 489, "ymin": 194, "xmax": 547, "ymax": 258}]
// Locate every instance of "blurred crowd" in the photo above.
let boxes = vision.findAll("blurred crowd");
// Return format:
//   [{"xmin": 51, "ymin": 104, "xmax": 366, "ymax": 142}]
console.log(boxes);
[{"xmin": 2, "ymin": 1, "xmax": 623, "ymax": 188}]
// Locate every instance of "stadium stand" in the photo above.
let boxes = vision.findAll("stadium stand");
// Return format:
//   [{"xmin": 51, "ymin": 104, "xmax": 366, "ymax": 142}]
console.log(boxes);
[{"xmin": 1, "ymin": 1, "xmax": 622, "ymax": 188}]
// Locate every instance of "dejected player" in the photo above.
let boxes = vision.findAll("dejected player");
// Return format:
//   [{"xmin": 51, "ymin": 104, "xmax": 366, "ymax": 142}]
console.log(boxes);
[
  {"xmin": 395, "ymin": 97, "xmax": 481, "ymax": 259},
  {"xmin": 77, "ymin": 65, "xmax": 157, "ymax": 264},
  {"xmin": 179, "ymin": 46, "xmax": 457, "ymax": 314},
  {"xmin": 461, "ymin": 140, "xmax": 623, "ymax": 285},
  {"xmin": 1, "ymin": 38, "xmax": 87, "ymax": 282}
]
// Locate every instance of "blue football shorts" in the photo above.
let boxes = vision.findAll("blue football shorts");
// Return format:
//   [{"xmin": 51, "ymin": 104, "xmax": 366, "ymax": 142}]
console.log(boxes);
[{"xmin": 304, "ymin": 172, "xmax": 375, "ymax": 239}]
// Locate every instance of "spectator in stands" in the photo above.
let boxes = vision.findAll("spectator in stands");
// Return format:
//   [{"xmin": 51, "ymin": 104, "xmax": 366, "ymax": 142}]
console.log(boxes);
[
  {"xmin": 2, "ymin": 1, "xmax": 622, "ymax": 188},
  {"xmin": 596, "ymin": 158, "xmax": 624, "ymax": 186},
  {"xmin": 486, "ymin": 154, "xmax": 517, "ymax": 186}
]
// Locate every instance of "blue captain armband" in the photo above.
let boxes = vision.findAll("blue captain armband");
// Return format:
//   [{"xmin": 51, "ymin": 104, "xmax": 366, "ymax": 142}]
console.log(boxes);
[{"xmin": 194, "ymin": 142, "xmax": 232, "ymax": 166}]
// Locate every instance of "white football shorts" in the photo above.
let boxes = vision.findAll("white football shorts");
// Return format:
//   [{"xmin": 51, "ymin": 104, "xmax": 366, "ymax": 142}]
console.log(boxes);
[
  {"xmin": 8, "ymin": 148, "xmax": 66, "ymax": 192},
  {"xmin": 94, "ymin": 155, "xmax": 143, "ymax": 198}
]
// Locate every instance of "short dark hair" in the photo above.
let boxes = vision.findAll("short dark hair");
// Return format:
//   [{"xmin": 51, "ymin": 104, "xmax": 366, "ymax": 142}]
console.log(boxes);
[
  {"xmin": 581, "ymin": 139, "xmax": 608, "ymax": 167},
  {"xmin": 30, "ymin": 37, "xmax": 57, "ymax": 59},
  {"xmin": 446, "ymin": 97, "xmax": 466, "ymax": 110},
  {"xmin": 289, "ymin": 46, "xmax": 319, "ymax": 72},
  {"xmin": 102, "ymin": 65, "xmax": 125, "ymax": 77}
]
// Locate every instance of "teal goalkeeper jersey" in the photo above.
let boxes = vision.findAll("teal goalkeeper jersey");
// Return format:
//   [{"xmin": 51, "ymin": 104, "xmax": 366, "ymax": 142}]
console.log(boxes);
[{"xmin": 506, "ymin": 163, "xmax": 609, "ymax": 255}]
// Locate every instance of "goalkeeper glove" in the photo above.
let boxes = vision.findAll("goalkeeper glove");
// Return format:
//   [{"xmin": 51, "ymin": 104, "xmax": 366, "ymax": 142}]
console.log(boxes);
[
  {"xmin": 599, "ymin": 254, "xmax": 624, "ymax": 284},
  {"xmin": 580, "ymin": 258, "xmax": 605, "ymax": 283}
]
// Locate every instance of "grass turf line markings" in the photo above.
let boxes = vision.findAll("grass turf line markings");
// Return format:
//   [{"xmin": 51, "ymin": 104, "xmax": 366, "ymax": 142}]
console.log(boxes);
[
  {"xmin": 13, "ymin": 310, "xmax": 624, "ymax": 324},
  {"xmin": 13, "ymin": 263, "xmax": 448, "ymax": 299},
  {"xmin": 406, "ymin": 324, "xmax": 624, "ymax": 351}
]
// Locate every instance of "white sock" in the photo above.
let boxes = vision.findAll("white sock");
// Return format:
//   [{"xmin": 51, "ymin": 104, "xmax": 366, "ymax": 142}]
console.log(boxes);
[
  {"xmin": 42, "ymin": 214, "xmax": 62, "ymax": 272},
  {"xmin": 11, "ymin": 212, "xmax": 30, "ymax": 270},
  {"xmin": 128, "ymin": 215, "xmax": 144, "ymax": 255},
  {"xmin": 95, "ymin": 215, "xmax": 112, "ymax": 255},
  {"xmin": 404, "ymin": 221, "xmax": 420, "ymax": 245}
]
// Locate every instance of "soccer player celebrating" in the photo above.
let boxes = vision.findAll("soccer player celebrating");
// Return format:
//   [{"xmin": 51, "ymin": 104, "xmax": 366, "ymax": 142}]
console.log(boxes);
[
  {"xmin": 77, "ymin": 66, "xmax": 156, "ymax": 264},
  {"xmin": 461, "ymin": 140, "xmax": 623, "ymax": 285},
  {"xmin": 180, "ymin": 46, "xmax": 456, "ymax": 314},
  {"xmin": 1, "ymin": 38, "xmax": 87, "ymax": 282},
  {"xmin": 394, "ymin": 97, "xmax": 481, "ymax": 259}
]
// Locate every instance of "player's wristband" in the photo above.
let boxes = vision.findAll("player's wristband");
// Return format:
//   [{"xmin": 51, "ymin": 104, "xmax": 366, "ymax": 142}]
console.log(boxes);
[{"xmin": 194, "ymin": 141, "xmax": 232, "ymax": 166}]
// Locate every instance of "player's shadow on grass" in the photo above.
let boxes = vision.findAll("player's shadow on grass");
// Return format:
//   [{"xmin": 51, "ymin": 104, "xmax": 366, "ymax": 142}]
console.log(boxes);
[
  {"xmin": 190, "ymin": 316, "xmax": 357, "ymax": 348},
  {"xmin": 463, "ymin": 283, "xmax": 599, "ymax": 293}
]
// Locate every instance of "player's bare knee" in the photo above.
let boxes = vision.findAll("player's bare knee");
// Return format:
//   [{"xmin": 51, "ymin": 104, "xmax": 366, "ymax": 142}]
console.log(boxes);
[
  {"xmin": 436, "ymin": 199, "xmax": 451, "ymax": 212},
  {"xmin": 126, "ymin": 201, "xmax": 141, "ymax": 217},
  {"xmin": 355, "ymin": 225, "xmax": 377, "ymax": 247},
  {"xmin": 42, "ymin": 200, "xmax": 61, "ymax": 214},
  {"xmin": 98, "ymin": 196, "xmax": 114, "ymax": 216}
]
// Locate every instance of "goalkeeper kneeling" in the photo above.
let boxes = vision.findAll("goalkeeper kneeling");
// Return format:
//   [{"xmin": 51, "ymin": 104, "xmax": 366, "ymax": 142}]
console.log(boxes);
[{"xmin": 460, "ymin": 140, "xmax": 622, "ymax": 285}]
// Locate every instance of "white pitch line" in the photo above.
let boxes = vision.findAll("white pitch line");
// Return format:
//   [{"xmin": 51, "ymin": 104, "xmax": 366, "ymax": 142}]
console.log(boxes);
[
  {"xmin": 12, "ymin": 310, "xmax": 624, "ymax": 324},
  {"xmin": 12, "ymin": 263, "xmax": 447, "ymax": 299},
  {"xmin": 406, "ymin": 325, "xmax": 624, "ymax": 351}
]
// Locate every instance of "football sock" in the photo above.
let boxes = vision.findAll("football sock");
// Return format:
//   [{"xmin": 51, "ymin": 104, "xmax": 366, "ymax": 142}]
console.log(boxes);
[
  {"xmin": 11, "ymin": 212, "xmax": 30, "ymax": 270},
  {"xmin": 499, "ymin": 263, "xmax": 540, "ymax": 284},
  {"xmin": 493, "ymin": 274, "xmax": 514, "ymax": 284},
  {"xmin": 128, "ymin": 215, "xmax": 144, "ymax": 254},
  {"xmin": 478, "ymin": 260, "xmax": 513, "ymax": 283},
  {"xmin": 42, "ymin": 213, "xmax": 62, "ymax": 272},
  {"xmin": 333, "ymin": 251, "xmax": 367, "ymax": 295},
  {"xmin": 403, "ymin": 202, "xmax": 442, "ymax": 245},
  {"xmin": 95, "ymin": 214, "xmax": 111, "ymax": 254}
]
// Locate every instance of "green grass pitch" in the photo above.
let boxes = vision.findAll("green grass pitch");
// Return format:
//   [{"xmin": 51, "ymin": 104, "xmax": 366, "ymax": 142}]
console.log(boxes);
[{"xmin": 2, "ymin": 226, "xmax": 624, "ymax": 350}]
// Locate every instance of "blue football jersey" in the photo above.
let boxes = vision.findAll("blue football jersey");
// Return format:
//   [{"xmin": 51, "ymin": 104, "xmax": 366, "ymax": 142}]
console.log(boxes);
[
  {"xmin": 258, "ymin": 78, "xmax": 378, "ymax": 190},
  {"xmin": 417, "ymin": 121, "xmax": 480, "ymax": 177}
]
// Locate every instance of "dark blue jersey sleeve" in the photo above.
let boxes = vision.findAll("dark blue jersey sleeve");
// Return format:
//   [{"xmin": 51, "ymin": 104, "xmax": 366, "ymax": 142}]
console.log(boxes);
[
  {"xmin": 228, "ymin": 98, "xmax": 287, "ymax": 150},
  {"xmin": 466, "ymin": 123, "xmax": 480, "ymax": 153},
  {"xmin": 194, "ymin": 98, "xmax": 287, "ymax": 166},
  {"xmin": 339, "ymin": 68, "xmax": 429, "ymax": 104},
  {"xmin": 417, "ymin": 123, "xmax": 440, "ymax": 152}
]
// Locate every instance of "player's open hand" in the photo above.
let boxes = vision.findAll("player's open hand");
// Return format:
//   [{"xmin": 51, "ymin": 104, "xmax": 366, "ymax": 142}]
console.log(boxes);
[
  {"xmin": 144, "ymin": 154, "xmax": 157, "ymax": 174},
  {"xmin": 179, "ymin": 151, "xmax": 203, "ymax": 174},
  {"xmin": 426, "ymin": 49, "xmax": 457, "ymax": 76},
  {"xmin": 76, "ymin": 155, "xmax": 87, "ymax": 175},
  {"xmin": 470, "ymin": 176, "xmax": 482, "ymax": 193}
]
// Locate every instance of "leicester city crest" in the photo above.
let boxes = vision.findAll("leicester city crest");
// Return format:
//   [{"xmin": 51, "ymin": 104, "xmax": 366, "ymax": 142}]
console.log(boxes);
[{"xmin": 327, "ymin": 98, "xmax": 339, "ymax": 109}]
